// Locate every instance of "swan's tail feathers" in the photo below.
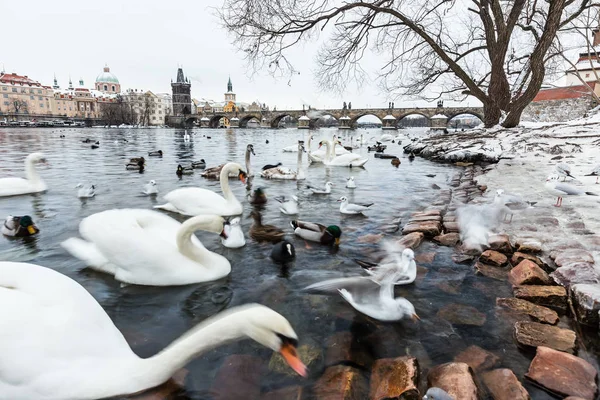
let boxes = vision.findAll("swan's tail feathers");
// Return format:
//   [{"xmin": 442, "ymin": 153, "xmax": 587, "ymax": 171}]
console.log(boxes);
[
  {"xmin": 153, "ymin": 202, "xmax": 179, "ymax": 212},
  {"xmin": 61, "ymin": 238, "xmax": 112, "ymax": 272}
]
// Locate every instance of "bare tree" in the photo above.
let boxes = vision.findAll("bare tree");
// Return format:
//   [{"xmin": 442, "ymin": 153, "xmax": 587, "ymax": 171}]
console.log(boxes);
[
  {"xmin": 99, "ymin": 95, "xmax": 135, "ymax": 126},
  {"xmin": 219, "ymin": 0, "xmax": 599, "ymax": 127},
  {"xmin": 10, "ymin": 98, "xmax": 28, "ymax": 114}
]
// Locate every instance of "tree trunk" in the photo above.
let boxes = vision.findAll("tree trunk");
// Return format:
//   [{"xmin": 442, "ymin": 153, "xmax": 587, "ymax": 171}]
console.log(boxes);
[
  {"xmin": 483, "ymin": 102, "xmax": 502, "ymax": 128},
  {"xmin": 502, "ymin": 107, "xmax": 525, "ymax": 128}
]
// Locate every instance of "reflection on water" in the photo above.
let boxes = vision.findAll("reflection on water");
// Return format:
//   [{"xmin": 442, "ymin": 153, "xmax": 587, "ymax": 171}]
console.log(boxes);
[{"xmin": 0, "ymin": 127, "xmax": 578, "ymax": 399}]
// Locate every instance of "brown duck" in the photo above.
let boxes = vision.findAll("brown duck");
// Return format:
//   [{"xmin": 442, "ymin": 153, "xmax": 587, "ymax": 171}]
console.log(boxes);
[{"xmin": 249, "ymin": 211, "xmax": 285, "ymax": 243}]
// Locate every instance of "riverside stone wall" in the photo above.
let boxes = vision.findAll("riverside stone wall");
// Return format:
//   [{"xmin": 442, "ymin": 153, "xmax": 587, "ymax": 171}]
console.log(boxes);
[{"xmin": 522, "ymin": 98, "xmax": 596, "ymax": 123}]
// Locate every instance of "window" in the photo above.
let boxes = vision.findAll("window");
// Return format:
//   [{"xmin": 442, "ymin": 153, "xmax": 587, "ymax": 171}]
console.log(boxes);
[
  {"xmin": 3, "ymin": 101, "xmax": 8, "ymax": 105},
  {"xmin": 40, "ymin": 103, "xmax": 44, "ymax": 108},
  {"xmin": 30, "ymin": 96, "xmax": 34, "ymax": 100},
  {"xmin": 111, "ymin": 85, "xmax": 115, "ymax": 92},
  {"xmin": 158, "ymin": 105, "xmax": 161, "ymax": 108},
  {"xmin": 2, "ymin": 94, "xmax": 7, "ymax": 98},
  {"xmin": 12, "ymin": 88, "xmax": 17, "ymax": 92},
  {"xmin": 103, "ymin": 85, "xmax": 108, "ymax": 91},
  {"xmin": 38, "ymin": 89, "xmax": 42, "ymax": 94},
  {"xmin": 21, "ymin": 88, "xmax": 26, "ymax": 93},
  {"xmin": 39, "ymin": 96, "xmax": 43, "ymax": 100},
  {"xmin": 159, "ymin": 110, "xmax": 162, "ymax": 114},
  {"xmin": 30, "ymin": 89, "xmax": 35, "ymax": 93},
  {"xmin": 152, "ymin": 116, "xmax": 156, "ymax": 120},
  {"xmin": 2, "ymin": 87, "xmax": 6, "ymax": 91}
]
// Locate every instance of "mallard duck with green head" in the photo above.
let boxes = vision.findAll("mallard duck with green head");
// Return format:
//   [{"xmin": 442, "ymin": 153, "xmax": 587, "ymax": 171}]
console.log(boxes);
[
  {"xmin": 2, "ymin": 215, "xmax": 39, "ymax": 237},
  {"xmin": 291, "ymin": 220, "xmax": 341, "ymax": 246}
]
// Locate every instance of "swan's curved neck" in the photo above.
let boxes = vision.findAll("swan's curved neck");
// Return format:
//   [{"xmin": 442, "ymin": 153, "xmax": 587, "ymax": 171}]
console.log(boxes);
[
  {"xmin": 308, "ymin": 136, "xmax": 313, "ymax": 154},
  {"xmin": 297, "ymin": 146, "xmax": 303, "ymax": 168},
  {"xmin": 219, "ymin": 165, "xmax": 236, "ymax": 201},
  {"xmin": 141, "ymin": 311, "xmax": 248, "ymax": 390},
  {"xmin": 245, "ymin": 149, "xmax": 252, "ymax": 176},
  {"xmin": 25, "ymin": 158, "xmax": 43, "ymax": 185},
  {"xmin": 176, "ymin": 216, "xmax": 216, "ymax": 261},
  {"xmin": 322, "ymin": 141, "xmax": 332, "ymax": 163}
]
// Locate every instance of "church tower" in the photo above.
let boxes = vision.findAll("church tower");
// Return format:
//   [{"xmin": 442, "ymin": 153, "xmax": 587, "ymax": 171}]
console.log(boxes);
[
  {"xmin": 224, "ymin": 76, "xmax": 236, "ymax": 102},
  {"xmin": 171, "ymin": 67, "xmax": 192, "ymax": 116}
]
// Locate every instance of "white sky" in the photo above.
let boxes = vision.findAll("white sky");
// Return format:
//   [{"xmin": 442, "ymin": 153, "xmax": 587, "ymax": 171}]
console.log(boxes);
[{"xmin": 0, "ymin": 0, "xmax": 580, "ymax": 113}]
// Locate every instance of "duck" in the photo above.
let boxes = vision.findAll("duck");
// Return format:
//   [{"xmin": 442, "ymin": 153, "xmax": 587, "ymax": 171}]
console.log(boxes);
[
  {"xmin": 76, "ymin": 183, "xmax": 96, "ymax": 198},
  {"xmin": 126, "ymin": 159, "xmax": 145, "ymax": 172},
  {"xmin": 261, "ymin": 141, "xmax": 306, "ymax": 180},
  {"xmin": 275, "ymin": 195, "xmax": 299, "ymax": 215},
  {"xmin": 346, "ymin": 177, "xmax": 357, "ymax": 189},
  {"xmin": 202, "ymin": 144, "xmax": 254, "ymax": 179},
  {"xmin": 142, "ymin": 180, "xmax": 158, "ymax": 195},
  {"xmin": 148, "ymin": 150, "xmax": 163, "ymax": 157},
  {"xmin": 191, "ymin": 159, "xmax": 207, "ymax": 169},
  {"xmin": 249, "ymin": 187, "xmax": 267, "ymax": 205},
  {"xmin": 0, "ymin": 262, "xmax": 306, "ymax": 399},
  {"xmin": 585, "ymin": 164, "xmax": 600, "ymax": 183},
  {"xmin": 391, "ymin": 158, "xmax": 401, "ymax": 167},
  {"xmin": 129, "ymin": 156, "xmax": 145, "ymax": 164},
  {"xmin": 338, "ymin": 196, "xmax": 373, "ymax": 214},
  {"xmin": 221, "ymin": 217, "xmax": 245, "ymax": 248},
  {"xmin": 91, "ymin": 141, "xmax": 100, "ymax": 149},
  {"xmin": 249, "ymin": 210, "xmax": 285, "ymax": 243},
  {"xmin": 82, "ymin": 138, "xmax": 92, "ymax": 143},
  {"xmin": 307, "ymin": 181, "xmax": 333, "ymax": 194},
  {"xmin": 265, "ymin": 139, "xmax": 269, "ymax": 144},
  {"xmin": 61, "ymin": 210, "xmax": 231, "ymax": 285},
  {"xmin": 2, "ymin": 215, "xmax": 39, "ymax": 237},
  {"xmin": 319, "ymin": 139, "xmax": 368, "ymax": 167},
  {"xmin": 291, "ymin": 220, "xmax": 341, "ymax": 246},
  {"xmin": 262, "ymin": 162, "xmax": 282, "ymax": 171},
  {"xmin": 0, "ymin": 153, "xmax": 47, "ymax": 197},
  {"xmin": 155, "ymin": 162, "xmax": 247, "ymax": 216},
  {"xmin": 270, "ymin": 240, "xmax": 296, "ymax": 264},
  {"xmin": 176, "ymin": 164, "xmax": 194, "ymax": 176}
]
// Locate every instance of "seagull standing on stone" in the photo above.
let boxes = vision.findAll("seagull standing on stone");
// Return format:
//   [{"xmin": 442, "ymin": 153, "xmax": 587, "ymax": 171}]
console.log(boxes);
[
  {"xmin": 585, "ymin": 164, "xmax": 600, "ymax": 184},
  {"xmin": 493, "ymin": 189, "xmax": 536, "ymax": 222},
  {"xmin": 555, "ymin": 163, "xmax": 576, "ymax": 181},
  {"xmin": 545, "ymin": 174, "xmax": 598, "ymax": 207},
  {"xmin": 338, "ymin": 196, "xmax": 373, "ymax": 214}
]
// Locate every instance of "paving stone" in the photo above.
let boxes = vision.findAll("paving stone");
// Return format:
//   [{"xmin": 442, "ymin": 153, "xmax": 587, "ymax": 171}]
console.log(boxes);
[{"xmin": 514, "ymin": 321, "xmax": 576, "ymax": 353}]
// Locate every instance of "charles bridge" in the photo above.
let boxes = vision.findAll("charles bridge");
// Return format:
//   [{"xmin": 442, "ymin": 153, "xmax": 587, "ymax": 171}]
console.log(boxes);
[{"xmin": 165, "ymin": 105, "xmax": 484, "ymax": 129}]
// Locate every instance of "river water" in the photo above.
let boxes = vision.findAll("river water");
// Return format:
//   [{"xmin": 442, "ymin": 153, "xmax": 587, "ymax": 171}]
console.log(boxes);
[{"xmin": 0, "ymin": 127, "xmax": 574, "ymax": 399}]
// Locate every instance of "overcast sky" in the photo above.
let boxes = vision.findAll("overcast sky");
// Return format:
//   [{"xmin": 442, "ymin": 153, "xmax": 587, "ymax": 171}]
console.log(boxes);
[{"xmin": 1, "ymin": 0, "xmax": 578, "ymax": 112}]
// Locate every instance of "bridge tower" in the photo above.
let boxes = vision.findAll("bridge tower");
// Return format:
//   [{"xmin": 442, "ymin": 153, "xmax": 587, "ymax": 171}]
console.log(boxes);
[{"xmin": 171, "ymin": 67, "xmax": 192, "ymax": 116}]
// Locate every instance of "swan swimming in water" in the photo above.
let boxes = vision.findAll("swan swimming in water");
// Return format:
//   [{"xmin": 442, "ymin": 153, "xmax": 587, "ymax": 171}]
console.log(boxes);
[
  {"xmin": 221, "ymin": 217, "xmax": 245, "ymax": 248},
  {"xmin": 156, "ymin": 162, "xmax": 247, "ymax": 216},
  {"xmin": 0, "ymin": 153, "xmax": 47, "ymax": 197},
  {"xmin": 61, "ymin": 209, "xmax": 232, "ymax": 285},
  {"xmin": 0, "ymin": 261, "xmax": 306, "ymax": 399},
  {"xmin": 319, "ymin": 139, "xmax": 368, "ymax": 167},
  {"xmin": 261, "ymin": 141, "xmax": 306, "ymax": 180}
]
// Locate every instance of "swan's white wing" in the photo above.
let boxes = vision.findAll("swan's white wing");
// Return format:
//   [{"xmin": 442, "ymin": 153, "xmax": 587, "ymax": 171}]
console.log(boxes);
[
  {"xmin": 0, "ymin": 178, "xmax": 36, "ymax": 197},
  {"xmin": 0, "ymin": 262, "xmax": 133, "ymax": 389},
  {"xmin": 161, "ymin": 187, "xmax": 239, "ymax": 216},
  {"xmin": 61, "ymin": 237, "xmax": 116, "ymax": 274}
]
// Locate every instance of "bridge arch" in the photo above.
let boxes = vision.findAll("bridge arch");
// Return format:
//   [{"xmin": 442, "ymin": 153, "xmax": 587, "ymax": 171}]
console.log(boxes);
[
  {"xmin": 350, "ymin": 113, "xmax": 384, "ymax": 128},
  {"xmin": 239, "ymin": 114, "xmax": 262, "ymax": 128},
  {"xmin": 446, "ymin": 112, "xmax": 484, "ymax": 130},
  {"xmin": 270, "ymin": 114, "xmax": 298, "ymax": 128},
  {"xmin": 184, "ymin": 116, "xmax": 199, "ymax": 128},
  {"xmin": 397, "ymin": 112, "xmax": 431, "ymax": 128},
  {"xmin": 445, "ymin": 111, "xmax": 484, "ymax": 123},
  {"xmin": 208, "ymin": 115, "xmax": 228, "ymax": 128}
]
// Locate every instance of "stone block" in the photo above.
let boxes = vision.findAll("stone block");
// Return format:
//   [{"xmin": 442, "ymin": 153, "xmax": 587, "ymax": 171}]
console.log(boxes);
[
  {"xmin": 443, "ymin": 221, "xmax": 459, "ymax": 233},
  {"xmin": 396, "ymin": 232, "xmax": 424, "ymax": 250},
  {"xmin": 510, "ymin": 252, "xmax": 544, "ymax": 268},
  {"xmin": 496, "ymin": 297, "xmax": 559, "ymax": 325},
  {"xmin": 325, "ymin": 331, "xmax": 372, "ymax": 368},
  {"xmin": 437, "ymin": 303, "xmax": 486, "ymax": 326},
  {"xmin": 427, "ymin": 362, "xmax": 478, "ymax": 400},
  {"xmin": 513, "ymin": 285, "xmax": 567, "ymax": 313},
  {"xmin": 551, "ymin": 263, "xmax": 600, "ymax": 289},
  {"xmin": 554, "ymin": 249, "xmax": 594, "ymax": 267},
  {"xmin": 516, "ymin": 239, "xmax": 543, "ymax": 253},
  {"xmin": 313, "ymin": 365, "xmax": 368, "ymax": 400},
  {"xmin": 479, "ymin": 250, "xmax": 508, "ymax": 267},
  {"xmin": 269, "ymin": 344, "xmax": 321, "ymax": 376},
  {"xmin": 132, "ymin": 369, "xmax": 188, "ymax": 400},
  {"xmin": 402, "ymin": 221, "xmax": 442, "ymax": 237},
  {"xmin": 369, "ymin": 356, "xmax": 419, "ymax": 400},
  {"xmin": 514, "ymin": 321, "xmax": 576, "ymax": 353},
  {"xmin": 474, "ymin": 262, "xmax": 509, "ymax": 281},
  {"xmin": 433, "ymin": 232, "xmax": 460, "ymax": 247},
  {"xmin": 481, "ymin": 369, "xmax": 529, "ymax": 400},
  {"xmin": 526, "ymin": 346, "xmax": 598, "ymax": 399},
  {"xmin": 571, "ymin": 283, "xmax": 600, "ymax": 327},
  {"xmin": 487, "ymin": 234, "xmax": 513, "ymax": 253},
  {"xmin": 262, "ymin": 386, "xmax": 304, "ymax": 400},
  {"xmin": 211, "ymin": 355, "xmax": 263, "ymax": 400},
  {"xmin": 453, "ymin": 345, "xmax": 500, "ymax": 372},
  {"xmin": 508, "ymin": 260, "xmax": 552, "ymax": 286}
]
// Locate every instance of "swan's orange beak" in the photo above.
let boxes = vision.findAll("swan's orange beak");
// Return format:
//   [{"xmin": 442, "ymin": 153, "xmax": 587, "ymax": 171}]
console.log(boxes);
[
  {"xmin": 238, "ymin": 172, "xmax": 247, "ymax": 184},
  {"xmin": 280, "ymin": 343, "xmax": 307, "ymax": 377}
]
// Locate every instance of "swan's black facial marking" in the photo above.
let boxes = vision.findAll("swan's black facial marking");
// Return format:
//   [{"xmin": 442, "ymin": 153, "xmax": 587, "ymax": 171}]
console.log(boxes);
[{"xmin": 276, "ymin": 333, "xmax": 298, "ymax": 348}]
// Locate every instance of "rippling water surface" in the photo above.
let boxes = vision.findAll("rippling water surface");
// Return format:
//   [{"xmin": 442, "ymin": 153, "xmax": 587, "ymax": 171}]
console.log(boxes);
[{"xmin": 0, "ymin": 127, "xmax": 578, "ymax": 399}]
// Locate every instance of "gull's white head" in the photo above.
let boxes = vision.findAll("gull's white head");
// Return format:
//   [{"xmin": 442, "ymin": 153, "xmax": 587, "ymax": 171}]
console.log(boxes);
[
  {"xmin": 325, "ymin": 181, "xmax": 334, "ymax": 188},
  {"xmin": 337, "ymin": 196, "xmax": 348, "ymax": 203},
  {"xmin": 149, "ymin": 180, "xmax": 157, "ymax": 186},
  {"xmin": 395, "ymin": 298, "xmax": 419, "ymax": 321},
  {"xmin": 402, "ymin": 248, "xmax": 415, "ymax": 260},
  {"xmin": 495, "ymin": 189, "xmax": 504, "ymax": 196}
]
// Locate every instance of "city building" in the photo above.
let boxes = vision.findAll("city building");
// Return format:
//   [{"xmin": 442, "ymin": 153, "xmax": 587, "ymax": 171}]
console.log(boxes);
[
  {"xmin": 123, "ymin": 89, "xmax": 167, "ymax": 126},
  {"xmin": 171, "ymin": 67, "xmax": 192, "ymax": 116},
  {"xmin": 95, "ymin": 65, "xmax": 121, "ymax": 94},
  {"xmin": 155, "ymin": 93, "xmax": 173, "ymax": 116},
  {"xmin": 0, "ymin": 72, "xmax": 55, "ymax": 117}
]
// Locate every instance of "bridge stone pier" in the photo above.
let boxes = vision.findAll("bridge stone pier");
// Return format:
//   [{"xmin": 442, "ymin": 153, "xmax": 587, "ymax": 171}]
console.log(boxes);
[{"xmin": 166, "ymin": 105, "xmax": 484, "ymax": 129}]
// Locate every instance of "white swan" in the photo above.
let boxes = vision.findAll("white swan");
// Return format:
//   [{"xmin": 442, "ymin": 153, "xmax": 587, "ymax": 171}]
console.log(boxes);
[
  {"xmin": 61, "ymin": 209, "xmax": 231, "ymax": 286},
  {"xmin": 320, "ymin": 140, "xmax": 368, "ymax": 167},
  {"xmin": 156, "ymin": 162, "xmax": 246, "ymax": 216},
  {"xmin": 282, "ymin": 143, "xmax": 299, "ymax": 152},
  {"xmin": 308, "ymin": 135, "xmax": 350, "ymax": 163},
  {"xmin": 221, "ymin": 217, "xmax": 245, "ymax": 248},
  {"xmin": 0, "ymin": 153, "xmax": 47, "ymax": 197},
  {"xmin": 261, "ymin": 141, "xmax": 305, "ymax": 180},
  {"xmin": 0, "ymin": 261, "xmax": 306, "ymax": 400}
]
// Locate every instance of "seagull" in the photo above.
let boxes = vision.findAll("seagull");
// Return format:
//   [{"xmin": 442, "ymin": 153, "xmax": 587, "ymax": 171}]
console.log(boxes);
[
  {"xmin": 545, "ymin": 174, "xmax": 598, "ymax": 207},
  {"xmin": 585, "ymin": 164, "xmax": 600, "ymax": 184},
  {"xmin": 493, "ymin": 189, "xmax": 536, "ymax": 222},
  {"xmin": 338, "ymin": 196, "xmax": 373, "ymax": 214},
  {"xmin": 346, "ymin": 176, "xmax": 357, "ymax": 189},
  {"xmin": 304, "ymin": 273, "xmax": 418, "ymax": 322},
  {"xmin": 184, "ymin": 131, "xmax": 190, "ymax": 141},
  {"xmin": 356, "ymin": 246, "xmax": 417, "ymax": 286},
  {"xmin": 423, "ymin": 387, "xmax": 455, "ymax": 400},
  {"xmin": 142, "ymin": 180, "xmax": 158, "ymax": 195},
  {"xmin": 307, "ymin": 182, "xmax": 333, "ymax": 194},
  {"xmin": 75, "ymin": 183, "xmax": 95, "ymax": 198},
  {"xmin": 275, "ymin": 195, "xmax": 299, "ymax": 215},
  {"xmin": 555, "ymin": 163, "xmax": 576, "ymax": 181}
]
